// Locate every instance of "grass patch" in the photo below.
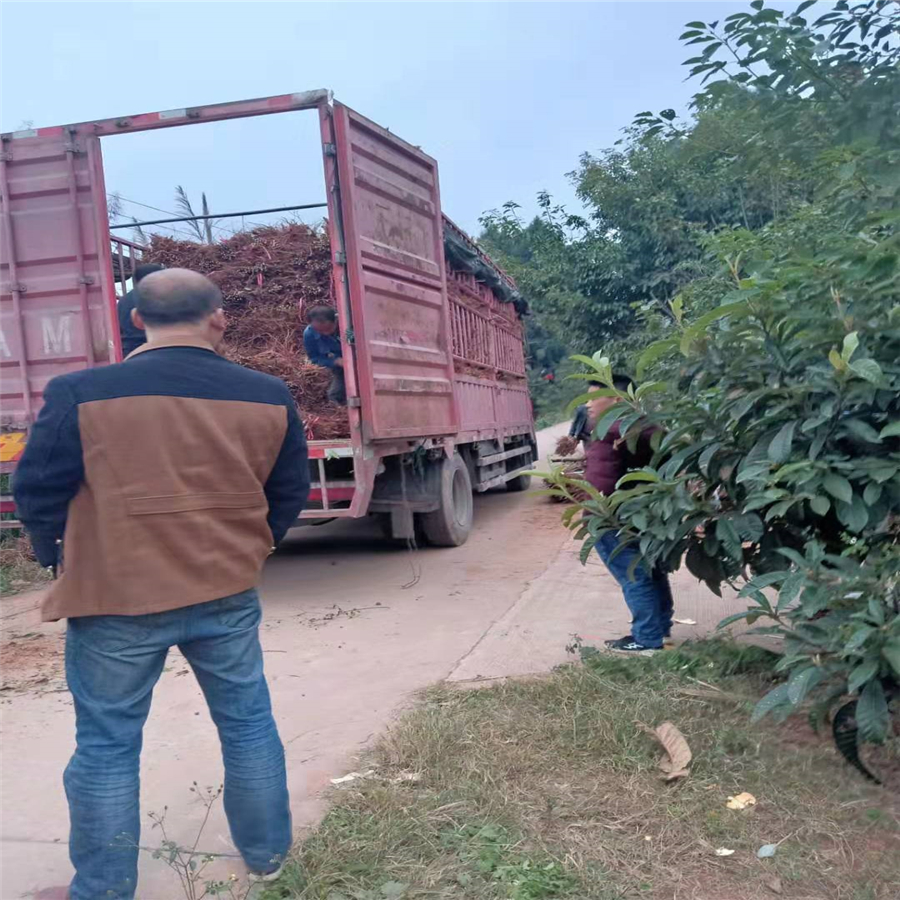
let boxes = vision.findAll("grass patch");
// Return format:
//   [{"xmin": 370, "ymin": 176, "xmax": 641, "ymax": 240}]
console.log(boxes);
[{"xmin": 265, "ymin": 640, "xmax": 899, "ymax": 900}]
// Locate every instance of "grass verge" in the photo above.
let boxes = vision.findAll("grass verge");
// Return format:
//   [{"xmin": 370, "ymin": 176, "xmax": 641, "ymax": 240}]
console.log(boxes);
[{"xmin": 264, "ymin": 641, "xmax": 899, "ymax": 900}]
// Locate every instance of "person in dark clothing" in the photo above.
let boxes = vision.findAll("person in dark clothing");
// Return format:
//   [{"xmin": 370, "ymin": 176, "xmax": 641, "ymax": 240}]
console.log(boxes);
[
  {"xmin": 14, "ymin": 268, "xmax": 309, "ymax": 898},
  {"xmin": 116, "ymin": 262, "xmax": 164, "ymax": 357},
  {"xmin": 569, "ymin": 380, "xmax": 603, "ymax": 446},
  {"xmin": 583, "ymin": 374, "xmax": 673, "ymax": 654},
  {"xmin": 303, "ymin": 305, "xmax": 346, "ymax": 405}
]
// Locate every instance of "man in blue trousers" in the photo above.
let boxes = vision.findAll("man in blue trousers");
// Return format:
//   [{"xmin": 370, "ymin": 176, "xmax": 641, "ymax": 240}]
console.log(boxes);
[{"xmin": 15, "ymin": 268, "xmax": 309, "ymax": 899}]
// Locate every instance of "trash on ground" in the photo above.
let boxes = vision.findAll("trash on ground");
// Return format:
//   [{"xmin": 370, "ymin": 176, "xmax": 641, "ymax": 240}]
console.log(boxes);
[
  {"xmin": 674, "ymin": 618, "xmax": 697, "ymax": 625},
  {"xmin": 757, "ymin": 843, "xmax": 778, "ymax": 858},
  {"xmin": 715, "ymin": 847, "xmax": 735, "ymax": 857},
  {"xmin": 726, "ymin": 791, "xmax": 757, "ymax": 810}
]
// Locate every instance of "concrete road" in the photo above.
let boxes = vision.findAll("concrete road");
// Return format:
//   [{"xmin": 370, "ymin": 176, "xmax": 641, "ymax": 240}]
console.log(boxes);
[{"xmin": 0, "ymin": 424, "xmax": 749, "ymax": 898}]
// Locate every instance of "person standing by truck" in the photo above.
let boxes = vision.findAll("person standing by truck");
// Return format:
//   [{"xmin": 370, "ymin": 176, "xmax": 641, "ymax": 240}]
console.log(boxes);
[
  {"xmin": 14, "ymin": 268, "xmax": 309, "ymax": 898},
  {"xmin": 303, "ymin": 305, "xmax": 346, "ymax": 404},
  {"xmin": 583, "ymin": 374, "xmax": 673, "ymax": 655},
  {"xmin": 116, "ymin": 261, "xmax": 164, "ymax": 356}
]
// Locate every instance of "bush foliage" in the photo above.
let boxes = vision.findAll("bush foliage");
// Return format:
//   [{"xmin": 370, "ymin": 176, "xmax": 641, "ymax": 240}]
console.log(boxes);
[{"xmin": 540, "ymin": 1, "xmax": 900, "ymax": 740}]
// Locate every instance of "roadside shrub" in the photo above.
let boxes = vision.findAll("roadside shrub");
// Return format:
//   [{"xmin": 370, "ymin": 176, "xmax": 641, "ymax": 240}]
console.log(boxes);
[{"xmin": 544, "ymin": 1, "xmax": 900, "ymax": 742}]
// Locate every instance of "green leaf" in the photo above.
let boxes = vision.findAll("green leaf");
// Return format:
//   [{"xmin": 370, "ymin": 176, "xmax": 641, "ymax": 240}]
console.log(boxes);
[
  {"xmin": 828, "ymin": 348, "xmax": 847, "ymax": 372},
  {"xmin": 863, "ymin": 482, "xmax": 882, "ymax": 506},
  {"xmin": 685, "ymin": 20, "xmax": 708, "ymax": 28},
  {"xmin": 843, "ymin": 420, "xmax": 882, "ymax": 444},
  {"xmin": 787, "ymin": 666, "xmax": 824, "ymax": 705},
  {"xmin": 636, "ymin": 338, "xmax": 677, "ymax": 378},
  {"xmin": 616, "ymin": 470, "xmax": 660, "ymax": 486},
  {"xmin": 868, "ymin": 596, "xmax": 885, "ymax": 627},
  {"xmin": 847, "ymin": 659, "xmax": 879, "ymax": 696},
  {"xmin": 845, "ymin": 626, "xmax": 876, "ymax": 653},
  {"xmin": 592, "ymin": 403, "xmax": 628, "ymax": 440},
  {"xmin": 836, "ymin": 495, "xmax": 868, "ymax": 533},
  {"xmin": 796, "ymin": 0, "xmax": 816, "ymax": 12},
  {"xmin": 768, "ymin": 421, "xmax": 797, "ymax": 464},
  {"xmin": 882, "ymin": 641, "xmax": 900, "ymax": 678},
  {"xmin": 717, "ymin": 517, "xmax": 743, "ymax": 562},
  {"xmin": 841, "ymin": 331, "xmax": 859, "ymax": 362},
  {"xmin": 849, "ymin": 359, "xmax": 883, "ymax": 384},
  {"xmin": 718, "ymin": 610, "xmax": 756, "ymax": 629},
  {"xmin": 809, "ymin": 494, "xmax": 831, "ymax": 516},
  {"xmin": 857, "ymin": 679, "xmax": 890, "ymax": 744},
  {"xmin": 697, "ymin": 442, "xmax": 721, "ymax": 476},
  {"xmin": 776, "ymin": 570, "xmax": 805, "ymax": 611},
  {"xmin": 879, "ymin": 421, "xmax": 900, "ymax": 439},
  {"xmin": 823, "ymin": 473, "xmax": 853, "ymax": 504},
  {"xmin": 731, "ymin": 513, "xmax": 764, "ymax": 542},
  {"xmin": 752, "ymin": 683, "xmax": 790, "ymax": 723}
]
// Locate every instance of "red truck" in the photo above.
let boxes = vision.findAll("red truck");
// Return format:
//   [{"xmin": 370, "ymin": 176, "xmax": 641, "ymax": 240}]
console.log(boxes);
[{"xmin": 0, "ymin": 90, "xmax": 536, "ymax": 546}]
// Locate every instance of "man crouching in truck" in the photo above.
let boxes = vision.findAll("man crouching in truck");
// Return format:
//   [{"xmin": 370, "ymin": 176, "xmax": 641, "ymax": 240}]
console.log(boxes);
[
  {"xmin": 14, "ymin": 269, "xmax": 309, "ymax": 898},
  {"xmin": 303, "ymin": 305, "xmax": 347, "ymax": 405}
]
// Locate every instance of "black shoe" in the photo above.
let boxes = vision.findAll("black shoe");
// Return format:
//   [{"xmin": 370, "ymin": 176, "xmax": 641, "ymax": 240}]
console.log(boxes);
[{"xmin": 604, "ymin": 635, "xmax": 660, "ymax": 655}]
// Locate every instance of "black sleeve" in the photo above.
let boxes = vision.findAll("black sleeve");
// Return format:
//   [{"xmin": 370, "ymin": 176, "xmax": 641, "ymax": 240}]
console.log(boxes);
[
  {"xmin": 12, "ymin": 377, "xmax": 84, "ymax": 568},
  {"xmin": 264, "ymin": 390, "xmax": 310, "ymax": 545},
  {"xmin": 570, "ymin": 406, "xmax": 588, "ymax": 440}
]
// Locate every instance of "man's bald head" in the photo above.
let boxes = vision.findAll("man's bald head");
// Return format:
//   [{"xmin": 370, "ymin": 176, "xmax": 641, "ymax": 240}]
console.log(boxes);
[{"xmin": 135, "ymin": 268, "xmax": 222, "ymax": 326}]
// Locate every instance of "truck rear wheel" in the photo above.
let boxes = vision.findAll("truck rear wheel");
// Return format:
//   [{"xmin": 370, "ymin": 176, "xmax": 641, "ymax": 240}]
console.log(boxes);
[
  {"xmin": 506, "ymin": 472, "xmax": 532, "ymax": 492},
  {"xmin": 420, "ymin": 453, "xmax": 473, "ymax": 547}
]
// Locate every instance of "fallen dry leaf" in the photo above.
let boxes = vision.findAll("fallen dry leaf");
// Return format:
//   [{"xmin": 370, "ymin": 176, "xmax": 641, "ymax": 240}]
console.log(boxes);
[
  {"xmin": 726, "ymin": 791, "xmax": 757, "ymax": 810},
  {"xmin": 330, "ymin": 769, "xmax": 375, "ymax": 785},
  {"xmin": 766, "ymin": 877, "xmax": 783, "ymax": 895},
  {"xmin": 642, "ymin": 721, "xmax": 692, "ymax": 781}
]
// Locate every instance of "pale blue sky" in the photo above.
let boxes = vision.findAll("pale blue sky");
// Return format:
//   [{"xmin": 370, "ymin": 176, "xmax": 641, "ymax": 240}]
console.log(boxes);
[{"xmin": 2, "ymin": 1, "xmax": 764, "ymax": 238}]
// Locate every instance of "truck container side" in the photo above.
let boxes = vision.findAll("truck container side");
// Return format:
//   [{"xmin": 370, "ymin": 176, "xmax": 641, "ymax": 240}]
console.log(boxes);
[{"xmin": 1, "ymin": 92, "xmax": 535, "ymax": 544}]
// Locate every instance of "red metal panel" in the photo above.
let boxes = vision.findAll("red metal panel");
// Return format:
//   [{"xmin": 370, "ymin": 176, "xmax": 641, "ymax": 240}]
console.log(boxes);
[
  {"xmin": 0, "ymin": 131, "xmax": 116, "ymax": 429},
  {"xmin": 332, "ymin": 103, "xmax": 458, "ymax": 442},
  {"xmin": 455, "ymin": 376, "xmax": 497, "ymax": 433}
]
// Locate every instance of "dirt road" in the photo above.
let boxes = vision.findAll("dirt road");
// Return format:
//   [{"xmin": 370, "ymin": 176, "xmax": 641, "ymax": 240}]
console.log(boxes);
[{"xmin": 0, "ymin": 424, "xmax": 747, "ymax": 897}]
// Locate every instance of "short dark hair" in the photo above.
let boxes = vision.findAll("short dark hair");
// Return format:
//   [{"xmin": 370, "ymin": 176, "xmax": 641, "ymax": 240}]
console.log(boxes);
[
  {"xmin": 133, "ymin": 262, "xmax": 164, "ymax": 283},
  {"xmin": 612, "ymin": 373, "xmax": 635, "ymax": 392},
  {"xmin": 136, "ymin": 269, "xmax": 222, "ymax": 326},
  {"xmin": 308, "ymin": 305, "xmax": 336, "ymax": 323},
  {"xmin": 588, "ymin": 380, "xmax": 603, "ymax": 388}
]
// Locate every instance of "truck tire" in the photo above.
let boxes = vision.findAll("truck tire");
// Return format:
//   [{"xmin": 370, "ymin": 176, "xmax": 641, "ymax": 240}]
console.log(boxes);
[
  {"xmin": 420, "ymin": 453, "xmax": 473, "ymax": 547},
  {"xmin": 506, "ymin": 472, "xmax": 532, "ymax": 492}
]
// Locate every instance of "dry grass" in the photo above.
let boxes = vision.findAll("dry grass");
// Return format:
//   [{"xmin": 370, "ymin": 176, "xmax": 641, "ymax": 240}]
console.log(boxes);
[
  {"xmin": 264, "ymin": 641, "xmax": 899, "ymax": 900},
  {"xmin": 0, "ymin": 532, "xmax": 50, "ymax": 596}
]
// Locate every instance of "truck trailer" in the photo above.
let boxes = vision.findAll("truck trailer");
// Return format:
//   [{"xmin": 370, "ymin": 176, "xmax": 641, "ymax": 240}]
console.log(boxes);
[{"xmin": 0, "ymin": 90, "xmax": 536, "ymax": 546}]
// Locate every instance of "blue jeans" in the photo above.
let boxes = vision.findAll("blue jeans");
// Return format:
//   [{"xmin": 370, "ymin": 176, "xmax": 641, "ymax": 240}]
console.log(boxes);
[
  {"xmin": 64, "ymin": 589, "xmax": 290, "ymax": 899},
  {"xmin": 596, "ymin": 533, "xmax": 674, "ymax": 649}
]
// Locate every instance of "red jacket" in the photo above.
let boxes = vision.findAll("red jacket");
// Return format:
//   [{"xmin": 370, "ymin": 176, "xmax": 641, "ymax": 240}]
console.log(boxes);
[{"xmin": 583, "ymin": 422, "xmax": 655, "ymax": 495}]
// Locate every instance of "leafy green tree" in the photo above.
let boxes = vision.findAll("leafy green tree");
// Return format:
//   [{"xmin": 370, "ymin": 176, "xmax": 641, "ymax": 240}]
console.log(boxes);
[{"xmin": 544, "ymin": 0, "xmax": 900, "ymax": 753}]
